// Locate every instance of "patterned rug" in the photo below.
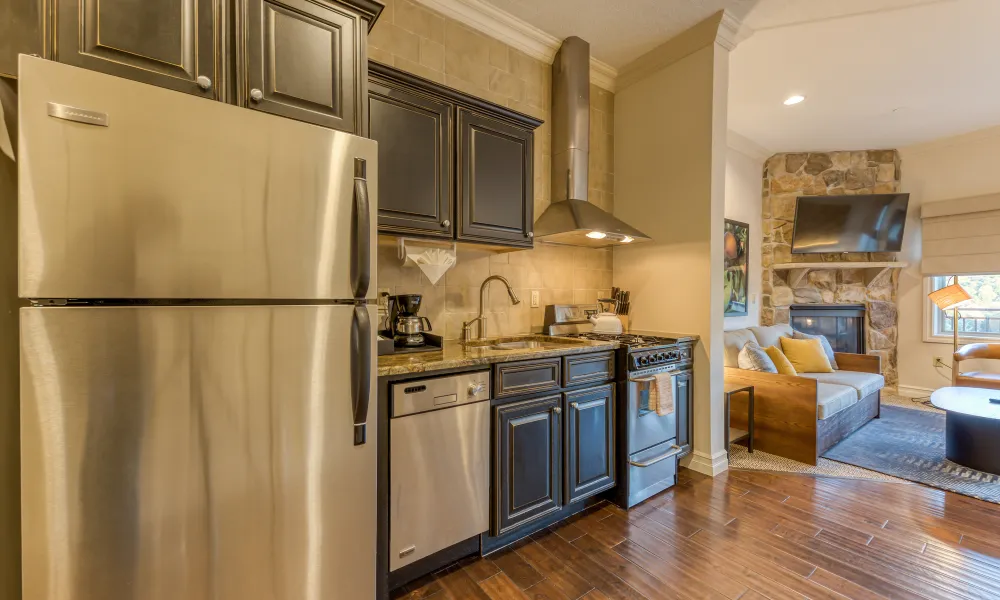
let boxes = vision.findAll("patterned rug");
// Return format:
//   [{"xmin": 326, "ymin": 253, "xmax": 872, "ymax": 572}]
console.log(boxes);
[{"xmin": 824, "ymin": 405, "xmax": 1000, "ymax": 504}]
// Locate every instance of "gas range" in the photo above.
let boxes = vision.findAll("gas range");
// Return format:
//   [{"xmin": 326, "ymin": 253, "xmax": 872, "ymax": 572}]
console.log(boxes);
[{"xmin": 543, "ymin": 304, "xmax": 690, "ymax": 370}]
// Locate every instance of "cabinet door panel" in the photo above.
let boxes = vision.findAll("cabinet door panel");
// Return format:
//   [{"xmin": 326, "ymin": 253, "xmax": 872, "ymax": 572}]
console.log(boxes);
[
  {"xmin": 457, "ymin": 108, "xmax": 533, "ymax": 246},
  {"xmin": 56, "ymin": 0, "xmax": 219, "ymax": 98},
  {"xmin": 245, "ymin": 0, "xmax": 361, "ymax": 132},
  {"xmin": 493, "ymin": 395, "xmax": 561, "ymax": 535},
  {"xmin": 370, "ymin": 79, "xmax": 452, "ymax": 237},
  {"xmin": 565, "ymin": 385, "xmax": 615, "ymax": 503},
  {"xmin": 0, "ymin": 0, "xmax": 44, "ymax": 78}
]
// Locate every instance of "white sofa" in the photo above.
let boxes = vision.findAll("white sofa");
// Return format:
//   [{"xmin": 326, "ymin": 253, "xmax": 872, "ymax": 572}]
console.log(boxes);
[{"xmin": 724, "ymin": 324, "xmax": 884, "ymax": 465}]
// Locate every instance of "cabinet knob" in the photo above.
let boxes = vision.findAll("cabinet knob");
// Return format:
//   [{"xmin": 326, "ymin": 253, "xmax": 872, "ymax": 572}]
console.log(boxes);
[
  {"xmin": 250, "ymin": 88, "xmax": 264, "ymax": 103},
  {"xmin": 526, "ymin": 232, "xmax": 533, "ymax": 238},
  {"xmin": 196, "ymin": 76, "xmax": 212, "ymax": 91},
  {"xmin": 570, "ymin": 402, "xmax": 579, "ymax": 410},
  {"xmin": 467, "ymin": 382, "xmax": 484, "ymax": 397},
  {"xmin": 552, "ymin": 406, "xmax": 561, "ymax": 414},
  {"xmin": 442, "ymin": 219, "xmax": 451, "ymax": 227}
]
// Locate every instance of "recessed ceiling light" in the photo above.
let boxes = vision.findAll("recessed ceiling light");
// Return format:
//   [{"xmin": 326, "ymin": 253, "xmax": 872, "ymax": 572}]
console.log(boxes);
[
  {"xmin": 586, "ymin": 231, "xmax": 607, "ymax": 239},
  {"xmin": 784, "ymin": 95, "xmax": 805, "ymax": 106}
]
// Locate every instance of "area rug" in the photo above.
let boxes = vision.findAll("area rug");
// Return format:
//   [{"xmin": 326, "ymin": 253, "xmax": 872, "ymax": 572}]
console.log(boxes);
[{"xmin": 824, "ymin": 405, "xmax": 1000, "ymax": 504}]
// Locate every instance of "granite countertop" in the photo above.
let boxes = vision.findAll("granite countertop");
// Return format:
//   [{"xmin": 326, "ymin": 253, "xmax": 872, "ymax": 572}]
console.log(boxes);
[{"xmin": 378, "ymin": 335, "xmax": 618, "ymax": 377}]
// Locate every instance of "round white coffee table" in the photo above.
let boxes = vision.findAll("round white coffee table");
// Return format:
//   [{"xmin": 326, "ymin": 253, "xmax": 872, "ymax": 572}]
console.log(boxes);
[{"xmin": 930, "ymin": 386, "xmax": 1000, "ymax": 475}]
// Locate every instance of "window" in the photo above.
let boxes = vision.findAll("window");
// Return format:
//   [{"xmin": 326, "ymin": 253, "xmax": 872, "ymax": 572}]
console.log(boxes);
[{"xmin": 927, "ymin": 274, "xmax": 1000, "ymax": 342}]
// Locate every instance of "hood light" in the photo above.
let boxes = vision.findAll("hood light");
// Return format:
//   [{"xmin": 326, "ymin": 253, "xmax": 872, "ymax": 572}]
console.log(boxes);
[
  {"xmin": 586, "ymin": 231, "xmax": 607, "ymax": 239},
  {"xmin": 784, "ymin": 95, "xmax": 805, "ymax": 106},
  {"xmin": 621, "ymin": 236, "xmax": 634, "ymax": 243}
]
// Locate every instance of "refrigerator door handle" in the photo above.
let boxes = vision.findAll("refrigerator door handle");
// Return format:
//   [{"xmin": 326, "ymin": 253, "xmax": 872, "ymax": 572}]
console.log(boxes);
[
  {"xmin": 352, "ymin": 158, "xmax": 371, "ymax": 299},
  {"xmin": 351, "ymin": 305, "xmax": 372, "ymax": 445}
]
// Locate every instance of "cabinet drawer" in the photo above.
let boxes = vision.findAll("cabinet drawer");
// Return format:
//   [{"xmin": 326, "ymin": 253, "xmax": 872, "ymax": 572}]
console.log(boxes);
[
  {"xmin": 494, "ymin": 358, "xmax": 560, "ymax": 399},
  {"xmin": 563, "ymin": 352, "xmax": 615, "ymax": 387}
]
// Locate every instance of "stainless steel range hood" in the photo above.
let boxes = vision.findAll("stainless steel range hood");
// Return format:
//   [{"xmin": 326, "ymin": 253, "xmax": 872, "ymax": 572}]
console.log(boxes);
[{"xmin": 533, "ymin": 36, "xmax": 651, "ymax": 248}]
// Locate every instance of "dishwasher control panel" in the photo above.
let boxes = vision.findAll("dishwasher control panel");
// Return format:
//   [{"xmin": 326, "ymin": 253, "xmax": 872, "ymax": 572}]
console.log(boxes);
[{"xmin": 391, "ymin": 371, "xmax": 491, "ymax": 417}]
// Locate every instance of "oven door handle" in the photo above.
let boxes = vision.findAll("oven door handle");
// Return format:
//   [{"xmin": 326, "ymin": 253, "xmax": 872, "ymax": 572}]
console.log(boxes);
[
  {"xmin": 629, "ymin": 445, "xmax": 683, "ymax": 468},
  {"xmin": 632, "ymin": 376, "xmax": 657, "ymax": 383}
]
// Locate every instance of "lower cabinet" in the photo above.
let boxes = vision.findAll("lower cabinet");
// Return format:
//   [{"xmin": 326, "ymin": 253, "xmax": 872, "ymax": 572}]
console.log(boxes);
[
  {"xmin": 564, "ymin": 384, "xmax": 615, "ymax": 503},
  {"xmin": 492, "ymin": 380, "xmax": 617, "ymax": 536},
  {"xmin": 493, "ymin": 394, "xmax": 562, "ymax": 535}
]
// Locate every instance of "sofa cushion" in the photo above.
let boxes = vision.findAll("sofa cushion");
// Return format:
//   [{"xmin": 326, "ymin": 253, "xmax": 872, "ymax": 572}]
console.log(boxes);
[
  {"xmin": 780, "ymin": 337, "xmax": 834, "ymax": 373},
  {"xmin": 738, "ymin": 342, "xmax": 777, "ymax": 372},
  {"xmin": 799, "ymin": 371, "xmax": 885, "ymax": 400},
  {"xmin": 791, "ymin": 330, "xmax": 839, "ymax": 370},
  {"xmin": 817, "ymin": 383, "xmax": 859, "ymax": 420},
  {"xmin": 764, "ymin": 345, "xmax": 797, "ymax": 376},
  {"xmin": 724, "ymin": 329, "xmax": 758, "ymax": 368},
  {"xmin": 749, "ymin": 324, "xmax": 794, "ymax": 349}
]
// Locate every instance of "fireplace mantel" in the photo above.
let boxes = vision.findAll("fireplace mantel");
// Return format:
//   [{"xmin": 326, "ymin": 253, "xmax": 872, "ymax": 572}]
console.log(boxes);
[{"xmin": 772, "ymin": 261, "xmax": 908, "ymax": 289}]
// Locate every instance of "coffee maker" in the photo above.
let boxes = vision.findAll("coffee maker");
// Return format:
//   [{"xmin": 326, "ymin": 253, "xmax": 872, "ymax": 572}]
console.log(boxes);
[{"xmin": 387, "ymin": 294, "xmax": 434, "ymax": 347}]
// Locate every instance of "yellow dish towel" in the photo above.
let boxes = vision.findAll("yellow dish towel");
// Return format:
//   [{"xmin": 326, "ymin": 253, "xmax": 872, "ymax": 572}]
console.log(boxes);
[{"xmin": 647, "ymin": 372, "xmax": 675, "ymax": 417}]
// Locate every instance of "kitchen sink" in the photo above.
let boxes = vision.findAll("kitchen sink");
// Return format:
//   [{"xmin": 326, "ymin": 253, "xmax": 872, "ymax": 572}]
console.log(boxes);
[{"xmin": 462, "ymin": 336, "xmax": 585, "ymax": 350}]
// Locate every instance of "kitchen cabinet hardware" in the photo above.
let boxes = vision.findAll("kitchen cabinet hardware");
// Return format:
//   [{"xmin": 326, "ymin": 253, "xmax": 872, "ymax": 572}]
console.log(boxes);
[{"xmin": 196, "ymin": 76, "xmax": 212, "ymax": 91}]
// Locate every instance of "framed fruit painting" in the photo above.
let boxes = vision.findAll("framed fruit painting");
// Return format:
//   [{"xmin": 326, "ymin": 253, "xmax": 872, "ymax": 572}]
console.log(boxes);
[{"xmin": 724, "ymin": 219, "xmax": 749, "ymax": 317}]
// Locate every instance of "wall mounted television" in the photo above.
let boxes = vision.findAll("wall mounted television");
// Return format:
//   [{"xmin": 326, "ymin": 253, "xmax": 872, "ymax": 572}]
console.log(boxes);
[{"xmin": 790, "ymin": 193, "xmax": 909, "ymax": 254}]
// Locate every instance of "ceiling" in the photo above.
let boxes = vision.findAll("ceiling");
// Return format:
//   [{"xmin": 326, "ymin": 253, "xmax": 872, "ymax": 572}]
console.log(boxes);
[
  {"xmin": 729, "ymin": 0, "xmax": 1000, "ymax": 151},
  {"xmin": 478, "ymin": 0, "xmax": 758, "ymax": 68}
]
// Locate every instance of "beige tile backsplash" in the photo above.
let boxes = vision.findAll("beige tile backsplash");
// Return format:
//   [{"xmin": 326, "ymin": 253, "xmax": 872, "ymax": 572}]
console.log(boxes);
[{"xmin": 371, "ymin": 0, "xmax": 615, "ymax": 339}]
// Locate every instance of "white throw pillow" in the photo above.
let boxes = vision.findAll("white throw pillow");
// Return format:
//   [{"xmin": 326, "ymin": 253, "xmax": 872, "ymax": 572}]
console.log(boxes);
[
  {"xmin": 737, "ymin": 341, "xmax": 778, "ymax": 373},
  {"xmin": 791, "ymin": 330, "xmax": 839, "ymax": 370}
]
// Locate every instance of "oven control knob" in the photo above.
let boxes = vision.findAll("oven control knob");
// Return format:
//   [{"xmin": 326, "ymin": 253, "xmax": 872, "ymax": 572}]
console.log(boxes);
[
  {"xmin": 468, "ymin": 382, "xmax": 485, "ymax": 397},
  {"xmin": 656, "ymin": 352, "xmax": 666, "ymax": 361},
  {"xmin": 639, "ymin": 356, "xmax": 649, "ymax": 366}
]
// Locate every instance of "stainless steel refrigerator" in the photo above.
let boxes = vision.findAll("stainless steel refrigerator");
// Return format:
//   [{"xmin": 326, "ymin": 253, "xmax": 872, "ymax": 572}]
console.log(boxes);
[{"xmin": 17, "ymin": 56, "xmax": 378, "ymax": 600}]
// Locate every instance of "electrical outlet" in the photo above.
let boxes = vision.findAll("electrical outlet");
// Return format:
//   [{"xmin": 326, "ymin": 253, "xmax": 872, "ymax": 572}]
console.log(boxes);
[
  {"xmin": 933, "ymin": 357, "xmax": 947, "ymax": 368},
  {"xmin": 530, "ymin": 290, "xmax": 540, "ymax": 308}
]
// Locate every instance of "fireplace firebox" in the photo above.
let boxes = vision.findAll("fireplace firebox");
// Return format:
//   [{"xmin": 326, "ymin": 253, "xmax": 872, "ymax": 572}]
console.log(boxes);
[{"xmin": 789, "ymin": 304, "xmax": 866, "ymax": 354}]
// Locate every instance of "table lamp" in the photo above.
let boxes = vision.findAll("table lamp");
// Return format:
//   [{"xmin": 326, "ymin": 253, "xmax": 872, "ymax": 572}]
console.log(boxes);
[{"xmin": 928, "ymin": 276, "xmax": 973, "ymax": 354}]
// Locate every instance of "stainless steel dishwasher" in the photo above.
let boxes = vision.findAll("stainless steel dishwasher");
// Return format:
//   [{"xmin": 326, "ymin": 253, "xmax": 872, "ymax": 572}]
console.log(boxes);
[{"xmin": 389, "ymin": 371, "xmax": 491, "ymax": 572}]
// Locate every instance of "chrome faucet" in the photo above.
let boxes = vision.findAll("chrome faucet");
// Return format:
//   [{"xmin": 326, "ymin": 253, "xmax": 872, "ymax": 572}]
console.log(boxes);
[{"xmin": 463, "ymin": 275, "xmax": 520, "ymax": 341}]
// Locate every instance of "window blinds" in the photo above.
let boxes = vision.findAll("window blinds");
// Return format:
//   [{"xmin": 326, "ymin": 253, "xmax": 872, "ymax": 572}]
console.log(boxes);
[{"xmin": 920, "ymin": 193, "xmax": 1000, "ymax": 276}]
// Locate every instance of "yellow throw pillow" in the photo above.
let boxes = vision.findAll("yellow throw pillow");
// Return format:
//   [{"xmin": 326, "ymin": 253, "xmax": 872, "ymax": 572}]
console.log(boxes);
[
  {"xmin": 779, "ymin": 336, "xmax": 834, "ymax": 373},
  {"xmin": 764, "ymin": 345, "xmax": 797, "ymax": 376}
]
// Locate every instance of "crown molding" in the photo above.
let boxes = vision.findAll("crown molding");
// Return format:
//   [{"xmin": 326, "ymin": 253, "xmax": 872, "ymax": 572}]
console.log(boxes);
[
  {"xmin": 727, "ymin": 129, "xmax": 771, "ymax": 162},
  {"xmin": 412, "ymin": 0, "xmax": 619, "ymax": 91},
  {"xmin": 716, "ymin": 9, "xmax": 753, "ymax": 51}
]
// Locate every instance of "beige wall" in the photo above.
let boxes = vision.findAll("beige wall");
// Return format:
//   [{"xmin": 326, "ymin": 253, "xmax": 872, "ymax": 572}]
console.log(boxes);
[
  {"xmin": 897, "ymin": 125, "xmax": 1000, "ymax": 393},
  {"xmin": 724, "ymin": 137, "xmax": 765, "ymax": 330},
  {"xmin": 369, "ymin": 0, "xmax": 615, "ymax": 338},
  {"xmin": 613, "ymin": 25, "xmax": 730, "ymax": 475}
]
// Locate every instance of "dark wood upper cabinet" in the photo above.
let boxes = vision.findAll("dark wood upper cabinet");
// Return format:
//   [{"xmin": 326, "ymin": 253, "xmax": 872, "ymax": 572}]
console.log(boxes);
[
  {"xmin": 55, "ymin": 0, "xmax": 221, "ymax": 99},
  {"xmin": 493, "ymin": 394, "xmax": 562, "ymax": 536},
  {"xmin": 369, "ymin": 77, "xmax": 453, "ymax": 238},
  {"xmin": 242, "ymin": 0, "xmax": 371, "ymax": 133},
  {"xmin": 564, "ymin": 384, "xmax": 615, "ymax": 504},
  {"xmin": 457, "ymin": 108, "xmax": 534, "ymax": 247},
  {"xmin": 0, "ymin": 0, "xmax": 44, "ymax": 78},
  {"xmin": 369, "ymin": 62, "xmax": 541, "ymax": 248}
]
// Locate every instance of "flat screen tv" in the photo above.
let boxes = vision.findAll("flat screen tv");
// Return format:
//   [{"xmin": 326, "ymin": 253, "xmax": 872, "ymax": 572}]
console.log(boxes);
[{"xmin": 791, "ymin": 193, "xmax": 909, "ymax": 254}]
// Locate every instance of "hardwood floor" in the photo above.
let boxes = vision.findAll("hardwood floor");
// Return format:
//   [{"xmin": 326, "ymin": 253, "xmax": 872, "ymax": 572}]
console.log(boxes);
[{"xmin": 391, "ymin": 468, "xmax": 1000, "ymax": 599}]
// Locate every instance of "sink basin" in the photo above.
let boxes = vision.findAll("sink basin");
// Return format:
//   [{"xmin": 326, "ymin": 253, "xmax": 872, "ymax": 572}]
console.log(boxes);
[
  {"xmin": 490, "ymin": 341, "xmax": 558, "ymax": 350},
  {"xmin": 462, "ymin": 336, "xmax": 585, "ymax": 350}
]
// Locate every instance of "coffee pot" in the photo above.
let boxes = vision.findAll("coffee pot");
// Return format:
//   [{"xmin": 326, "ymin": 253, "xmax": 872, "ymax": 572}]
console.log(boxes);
[{"xmin": 387, "ymin": 294, "xmax": 433, "ymax": 347}]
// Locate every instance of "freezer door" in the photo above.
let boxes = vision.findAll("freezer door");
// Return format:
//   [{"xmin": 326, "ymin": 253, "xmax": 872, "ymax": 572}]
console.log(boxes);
[
  {"xmin": 18, "ymin": 56, "xmax": 376, "ymax": 301},
  {"xmin": 20, "ymin": 304, "xmax": 377, "ymax": 600}
]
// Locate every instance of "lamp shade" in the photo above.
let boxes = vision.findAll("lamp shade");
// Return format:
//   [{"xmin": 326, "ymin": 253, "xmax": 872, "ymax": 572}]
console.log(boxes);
[{"xmin": 928, "ymin": 281, "xmax": 973, "ymax": 311}]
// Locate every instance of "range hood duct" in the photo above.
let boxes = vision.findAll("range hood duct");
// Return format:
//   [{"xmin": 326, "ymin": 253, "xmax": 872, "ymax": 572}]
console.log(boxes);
[{"xmin": 533, "ymin": 36, "xmax": 651, "ymax": 248}]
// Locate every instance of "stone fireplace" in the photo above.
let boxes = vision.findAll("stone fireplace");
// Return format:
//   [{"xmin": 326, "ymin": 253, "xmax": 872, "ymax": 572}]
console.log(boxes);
[
  {"xmin": 790, "ymin": 304, "xmax": 866, "ymax": 354},
  {"xmin": 761, "ymin": 150, "xmax": 901, "ymax": 386}
]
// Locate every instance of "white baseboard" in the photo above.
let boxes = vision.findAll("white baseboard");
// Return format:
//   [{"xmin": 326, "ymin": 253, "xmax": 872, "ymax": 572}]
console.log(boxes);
[
  {"xmin": 683, "ymin": 449, "xmax": 729, "ymax": 477},
  {"xmin": 897, "ymin": 384, "xmax": 936, "ymax": 398}
]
